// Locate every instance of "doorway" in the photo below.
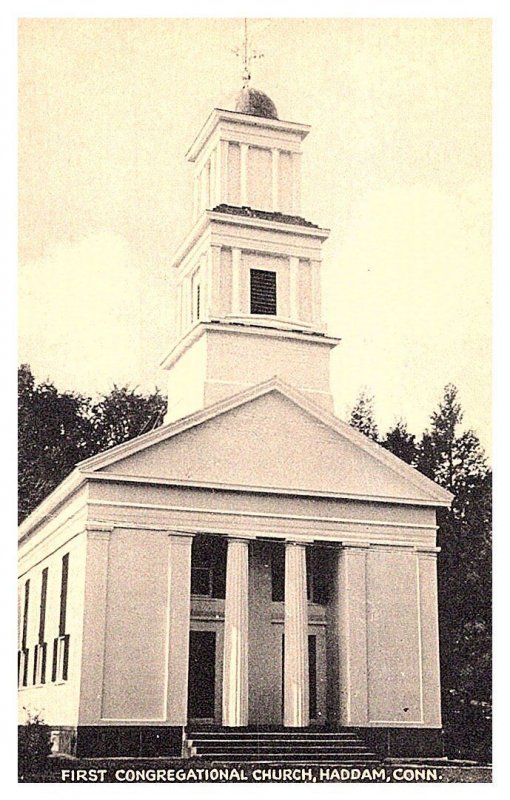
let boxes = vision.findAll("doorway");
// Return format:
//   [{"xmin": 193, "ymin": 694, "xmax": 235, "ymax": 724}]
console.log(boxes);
[{"xmin": 188, "ymin": 630, "xmax": 216, "ymax": 720}]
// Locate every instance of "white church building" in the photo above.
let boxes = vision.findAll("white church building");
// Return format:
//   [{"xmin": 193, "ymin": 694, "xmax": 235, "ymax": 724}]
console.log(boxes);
[{"xmin": 18, "ymin": 84, "xmax": 453, "ymax": 761}]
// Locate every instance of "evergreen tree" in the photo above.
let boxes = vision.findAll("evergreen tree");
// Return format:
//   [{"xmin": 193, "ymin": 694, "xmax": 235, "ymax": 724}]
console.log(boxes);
[
  {"xmin": 349, "ymin": 389, "xmax": 379, "ymax": 441},
  {"xmin": 382, "ymin": 418, "xmax": 417, "ymax": 465},
  {"xmin": 417, "ymin": 384, "xmax": 491, "ymax": 761}
]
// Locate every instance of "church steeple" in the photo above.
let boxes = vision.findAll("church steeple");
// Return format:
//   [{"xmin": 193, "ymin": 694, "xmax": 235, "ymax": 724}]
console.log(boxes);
[{"xmin": 161, "ymin": 88, "xmax": 340, "ymax": 424}]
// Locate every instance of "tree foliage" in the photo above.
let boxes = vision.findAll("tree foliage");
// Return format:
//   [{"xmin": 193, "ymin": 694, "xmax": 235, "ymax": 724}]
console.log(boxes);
[
  {"xmin": 382, "ymin": 418, "xmax": 417, "ymax": 465},
  {"xmin": 18, "ymin": 365, "xmax": 94, "ymax": 522},
  {"xmin": 91, "ymin": 384, "xmax": 167, "ymax": 452},
  {"xmin": 349, "ymin": 389, "xmax": 379, "ymax": 441},
  {"xmin": 18, "ymin": 365, "xmax": 166, "ymax": 523},
  {"xmin": 416, "ymin": 384, "xmax": 491, "ymax": 761}
]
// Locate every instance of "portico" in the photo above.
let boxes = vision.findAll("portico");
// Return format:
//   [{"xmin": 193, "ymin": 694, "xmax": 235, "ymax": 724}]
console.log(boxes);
[{"xmin": 187, "ymin": 533, "xmax": 314, "ymax": 730}]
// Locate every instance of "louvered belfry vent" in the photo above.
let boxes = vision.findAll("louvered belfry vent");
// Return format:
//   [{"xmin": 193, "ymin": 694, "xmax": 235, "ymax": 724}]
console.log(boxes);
[{"xmin": 250, "ymin": 269, "xmax": 277, "ymax": 315}]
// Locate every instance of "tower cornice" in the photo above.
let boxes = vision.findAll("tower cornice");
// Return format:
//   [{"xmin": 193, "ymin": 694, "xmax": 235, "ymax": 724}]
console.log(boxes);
[
  {"xmin": 160, "ymin": 321, "xmax": 341, "ymax": 372},
  {"xmin": 186, "ymin": 108, "xmax": 311, "ymax": 163},
  {"xmin": 171, "ymin": 208, "xmax": 330, "ymax": 273}
]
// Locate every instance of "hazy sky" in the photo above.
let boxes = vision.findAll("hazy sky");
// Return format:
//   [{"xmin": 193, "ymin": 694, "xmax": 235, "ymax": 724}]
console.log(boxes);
[{"xmin": 18, "ymin": 18, "xmax": 491, "ymax": 452}]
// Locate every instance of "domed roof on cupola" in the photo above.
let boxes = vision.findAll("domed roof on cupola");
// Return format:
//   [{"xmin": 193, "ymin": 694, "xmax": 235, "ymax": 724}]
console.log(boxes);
[{"xmin": 235, "ymin": 86, "xmax": 278, "ymax": 119}]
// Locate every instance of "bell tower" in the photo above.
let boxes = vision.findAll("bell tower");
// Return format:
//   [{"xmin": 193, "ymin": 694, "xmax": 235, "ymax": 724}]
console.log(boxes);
[{"xmin": 161, "ymin": 86, "xmax": 340, "ymax": 423}]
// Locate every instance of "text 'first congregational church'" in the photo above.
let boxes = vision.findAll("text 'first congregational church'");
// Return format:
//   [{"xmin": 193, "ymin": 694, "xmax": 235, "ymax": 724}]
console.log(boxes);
[{"xmin": 18, "ymin": 77, "xmax": 453, "ymax": 761}]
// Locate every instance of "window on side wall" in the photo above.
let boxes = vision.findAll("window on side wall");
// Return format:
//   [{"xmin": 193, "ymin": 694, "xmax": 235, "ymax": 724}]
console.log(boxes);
[
  {"xmin": 52, "ymin": 553, "xmax": 70, "ymax": 683},
  {"xmin": 18, "ymin": 579, "xmax": 30, "ymax": 688},
  {"xmin": 33, "ymin": 567, "xmax": 48, "ymax": 685}
]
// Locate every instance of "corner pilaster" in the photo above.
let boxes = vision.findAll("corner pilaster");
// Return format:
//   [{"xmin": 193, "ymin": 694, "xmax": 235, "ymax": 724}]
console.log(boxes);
[{"xmin": 166, "ymin": 533, "xmax": 193, "ymax": 725}]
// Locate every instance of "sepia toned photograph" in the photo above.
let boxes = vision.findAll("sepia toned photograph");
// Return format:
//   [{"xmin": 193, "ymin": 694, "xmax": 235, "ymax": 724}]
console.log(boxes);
[{"xmin": 17, "ymin": 16, "xmax": 491, "ymax": 783}]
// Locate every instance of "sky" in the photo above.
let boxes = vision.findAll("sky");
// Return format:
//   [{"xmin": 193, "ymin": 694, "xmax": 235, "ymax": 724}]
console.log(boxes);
[{"xmin": 18, "ymin": 17, "xmax": 491, "ymax": 453}]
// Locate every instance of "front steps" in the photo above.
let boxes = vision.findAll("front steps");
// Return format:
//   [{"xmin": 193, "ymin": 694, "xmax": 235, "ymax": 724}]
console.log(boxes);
[{"xmin": 185, "ymin": 729, "xmax": 379, "ymax": 763}]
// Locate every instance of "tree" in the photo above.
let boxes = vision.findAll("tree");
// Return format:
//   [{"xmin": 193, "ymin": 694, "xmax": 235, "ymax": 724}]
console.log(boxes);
[
  {"xmin": 18, "ymin": 365, "xmax": 94, "ymax": 522},
  {"xmin": 349, "ymin": 389, "xmax": 379, "ymax": 441},
  {"xmin": 382, "ymin": 418, "xmax": 417, "ymax": 465},
  {"xmin": 91, "ymin": 385, "xmax": 167, "ymax": 453},
  {"xmin": 18, "ymin": 366, "xmax": 168, "ymax": 523},
  {"xmin": 416, "ymin": 384, "xmax": 492, "ymax": 761},
  {"xmin": 416, "ymin": 383, "xmax": 464, "ymax": 490}
]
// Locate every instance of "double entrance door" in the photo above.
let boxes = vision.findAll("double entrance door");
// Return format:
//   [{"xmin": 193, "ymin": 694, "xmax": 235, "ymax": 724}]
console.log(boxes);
[{"xmin": 187, "ymin": 629, "xmax": 322, "ymax": 723}]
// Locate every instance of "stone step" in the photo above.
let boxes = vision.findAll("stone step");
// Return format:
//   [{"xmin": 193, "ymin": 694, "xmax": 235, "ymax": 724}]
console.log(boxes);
[
  {"xmin": 188, "ymin": 733, "xmax": 362, "ymax": 740},
  {"xmin": 189, "ymin": 737, "xmax": 363, "ymax": 744},
  {"xmin": 186, "ymin": 729, "xmax": 377, "ymax": 763},
  {"xmin": 193, "ymin": 754, "xmax": 380, "ymax": 762},
  {"xmin": 193, "ymin": 746, "xmax": 371, "ymax": 754}
]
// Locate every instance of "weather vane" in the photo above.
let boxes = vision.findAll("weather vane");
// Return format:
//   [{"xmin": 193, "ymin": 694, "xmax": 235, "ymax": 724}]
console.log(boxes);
[{"xmin": 233, "ymin": 18, "xmax": 264, "ymax": 88}]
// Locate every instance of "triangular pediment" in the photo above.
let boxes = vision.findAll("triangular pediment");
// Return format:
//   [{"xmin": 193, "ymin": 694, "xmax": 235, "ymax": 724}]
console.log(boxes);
[{"xmin": 79, "ymin": 379, "xmax": 452, "ymax": 506}]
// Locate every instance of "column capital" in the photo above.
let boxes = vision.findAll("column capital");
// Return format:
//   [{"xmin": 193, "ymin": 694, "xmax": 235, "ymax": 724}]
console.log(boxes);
[
  {"xmin": 85, "ymin": 523, "xmax": 113, "ymax": 540},
  {"xmin": 225, "ymin": 535, "xmax": 252, "ymax": 546},
  {"xmin": 167, "ymin": 531, "xmax": 195, "ymax": 541},
  {"xmin": 341, "ymin": 541, "xmax": 370, "ymax": 550},
  {"xmin": 415, "ymin": 546, "xmax": 440, "ymax": 560}
]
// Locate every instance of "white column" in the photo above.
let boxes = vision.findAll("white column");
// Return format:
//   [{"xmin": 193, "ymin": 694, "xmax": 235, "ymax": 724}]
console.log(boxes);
[
  {"xmin": 222, "ymin": 538, "xmax": 249, "ymax": 727},
  {"xmin": 271, "ymin": 148, "xmax": 280, "ymax": 211},
  {"xmin": 284, "ymin": 541, "xmax": 309, "ymax": 727},
  {"xmin": 207, "ymin": 246, "xmax": 222, "ymax": 319},
  {"xmin": 219, "ymin": 140, "xmax": 229, "ymax": 205},
  {"xmin": 232, "ymin": 247, "xmax": 241, "ymax": 314},
  {"xmin": 205, "ymin": 161, "xmax": 211, "ymax": 209},
  {"xmin": 240, "ymin": 144, "xmax": 249, "ymax": 206},
  {"xmin": 199, "ymin": 166, "xmax": 207, "ymax": 214},
  {"xmin": 209, "ymin": 149, "xmax": 217, "ymax": 209},
  {"xmin": 311, "ymin": 260, "xmax": 322, "ymax": 324},
  {"xmin": 291, "ymin": 152, "xmax": 302, "ymax": 215},
  {"xmin": 289, "ymin": 256, "xmax": 300, "ymax": 321},
  {"xmin": 335, "ymin": 543, "xmax": 369, "ymax": 726},
  {"xmin": 166, "ymin": 533, "xmax": 193, "ymax": 725}
]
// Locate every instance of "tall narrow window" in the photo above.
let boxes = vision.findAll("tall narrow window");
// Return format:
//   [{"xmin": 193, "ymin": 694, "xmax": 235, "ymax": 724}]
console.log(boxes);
[
  {"xmin": 18, "ymin": 580, "xmax": 30, "ymax": 687},
  {"xmin": 34, "ymin": 568, "xmax": 48, "ymax": 685},
  {"xmin": 306, "ymin": 547, "xmax": 331, "ymax": 605},
  {"xmin": 52, "ymin": 554, "xmax": 70, "ymax": 682},
  {"xmin": 190, "ymin": 535, "xmax": 226, "ymax": 598},
  {"xmin": 250, "ymin": 269, "xmax": 277, "ymax": 315},
  {"xmin": 38, "ymin": 568, "xmax": 48, "ymax": 643},
  {"xmin": 59, "ymin": 554, "xmax": 68, "ymax": 637},
  {"xmin": 191, "ymin": 270, "xmax": 201, "ymax": 323}
]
